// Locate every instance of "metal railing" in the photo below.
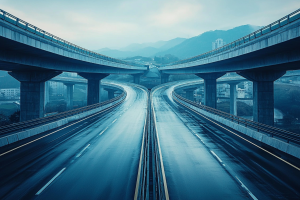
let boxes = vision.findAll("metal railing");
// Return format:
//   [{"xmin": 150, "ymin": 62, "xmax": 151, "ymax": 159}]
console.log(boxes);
[
  {"xmin": 173, "ymin": 91, "xmax": 300, "ymax": 146},
  {"xmin": 136, "ymin": 85, "xmax": 169, "ymax": 200},
  {"xmin": 0, "ymin": 8, "xmax": 145, "ymax": 69},
  {"xmin": 0, "ymin": 84, "xmax": 126, "ymax": 136},
  {"xmin": 162, "ymin": 8, "xmax": 300, "ymax": 67}
]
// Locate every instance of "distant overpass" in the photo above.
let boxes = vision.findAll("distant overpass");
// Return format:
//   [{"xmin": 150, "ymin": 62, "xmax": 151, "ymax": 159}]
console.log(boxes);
[
  {"xmin": 0, "ymin": 9, "xmax": 147, "ymax": 121},
  {"xmin": 159, "ymin": 9, "xmax": 300, "ymax": 126}
]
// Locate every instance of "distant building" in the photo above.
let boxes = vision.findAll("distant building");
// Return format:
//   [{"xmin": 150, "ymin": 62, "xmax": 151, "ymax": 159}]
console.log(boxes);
[
  {"xmin": 0, "ymin": 88, "xmax": 20, "ymax": 99},
  {"xmin": 212, "ymin": 38, "xmax": 226, "ymax": 50},
  {"xmin": 237, "ymin": 88, "xmax": 245, "ymax": 98}
]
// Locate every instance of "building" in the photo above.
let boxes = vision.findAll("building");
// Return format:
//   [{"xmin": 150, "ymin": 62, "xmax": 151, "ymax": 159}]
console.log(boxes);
[
  {"xmin": 212, "ymin": 38, "xmax": 226, "ymax": 50},
  {"xmin": 0, "ymin": 88, "xmax": 20, "ymax": 99}
]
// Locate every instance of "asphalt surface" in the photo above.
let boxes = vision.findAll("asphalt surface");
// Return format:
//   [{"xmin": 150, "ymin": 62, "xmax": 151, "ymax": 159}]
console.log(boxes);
[
  {"xmin": 0, "ymin": 83, "xmax": 148, "ymax": 200},
  {"xmin": 151, "ymin": 83, "xmax": 300, "ymax": 200}
]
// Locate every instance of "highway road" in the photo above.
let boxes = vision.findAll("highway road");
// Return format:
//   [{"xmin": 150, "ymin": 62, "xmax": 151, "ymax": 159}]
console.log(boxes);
[
  {"xmin": 151, "ymin": 83, "xmax": 300, "ymax": 200},
  {"xmin": 0, "ymin": 82, "xmax": 148, "ymax": 200}
]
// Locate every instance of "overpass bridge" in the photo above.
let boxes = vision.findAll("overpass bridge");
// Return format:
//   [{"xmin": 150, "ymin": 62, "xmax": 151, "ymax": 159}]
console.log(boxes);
[
  {"xmin": 159, "ymin": 8, "xmax": 300, "ymax": 126},
  {"xmin": 1, "ymin": 7, "xmax": 300, "ymax": 200},
  {"xmin": 0, "ymin": 9, "xmax": 147, "ymax": 121}
]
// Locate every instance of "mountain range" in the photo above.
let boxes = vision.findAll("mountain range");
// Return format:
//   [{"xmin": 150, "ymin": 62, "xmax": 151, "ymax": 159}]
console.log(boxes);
[{"xmin": 94, "ymin": 25, "xmax": 261, "ymax": 59}]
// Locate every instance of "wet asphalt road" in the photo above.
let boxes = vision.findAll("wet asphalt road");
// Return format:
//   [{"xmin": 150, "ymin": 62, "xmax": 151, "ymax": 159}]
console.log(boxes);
[
  {"xmin": 0, "ymin": 83, "xmax": 148, "ymax": 200},
  {"xmin": 1, "ymin": 80, "xmax": 300, "ymax": 200},
  {"xmin": 151, "ymin": 83, "xmax": 300, "ymax": 200}
]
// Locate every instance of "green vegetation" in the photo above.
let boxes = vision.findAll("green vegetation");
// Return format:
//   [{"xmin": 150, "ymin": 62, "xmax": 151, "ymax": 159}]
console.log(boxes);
[
  {"xmin": 154, "ymin": 54, "xmax": 179, "ymax": 65},
  {"xmin": 0, "ymin": 103, "xmax": 19, "ymax": 116},
  {"xmin": 0, "ymin": 110, "xmax": 20, "ymax": 126},
  {"xmin": 274, "ymin": 84, "xmax": 300, "ymax": 133},
  {"xmin": 45, "ymin": 101, "xmax": 67, "ymax": 114},
  {"xmin": 217, "ymin": 101, "xmax": 253, "ymax": 116}
]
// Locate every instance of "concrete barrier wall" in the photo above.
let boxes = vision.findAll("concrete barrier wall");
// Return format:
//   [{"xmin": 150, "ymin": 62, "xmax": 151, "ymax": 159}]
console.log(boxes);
[
  {"xmin": 173, "ymin": 94, "xmax": 300, "ymax": 159},
  {"xmin": 0, "ymin": 94, "xmax": 125, "ymax": 148}
]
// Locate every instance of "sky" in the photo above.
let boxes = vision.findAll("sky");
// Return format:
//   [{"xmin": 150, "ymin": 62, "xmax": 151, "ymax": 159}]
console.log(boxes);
[{"xmin": 1, "ymin": 0, "xmax": 300, "ymax": 50}]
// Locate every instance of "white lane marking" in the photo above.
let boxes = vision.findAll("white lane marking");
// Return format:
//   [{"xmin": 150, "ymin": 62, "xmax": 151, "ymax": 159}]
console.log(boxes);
[
  {"xmin": 134, "ymin": 87, "xmax": 148, "ymax": 200},
  {"xmin": 210, "ymin": 150, "xmax": 224, "ymax": 166},
  {"xmin": 35, "ymin": 168, "xmax": 66, "ymax": 195},
  {"xmin": 151, "ymin": 86, "xmax": 170, "ymax": 200},
  {"xmin": 111, "ymin": 119, "xmax": 117, "ymax": 124},
  {"xmin": 175, "ymin": 98, "xmax": 300, "ymax": 171},
  {"xmin": 195, "ymin": 134, "xmax": 205, "ymax": 144},
  {"xmin": 76, "ymin": 144, "xmax": 90, "ymax": 158},
  {"xmin": 99, "ymin": 127, "xmax": 109, "ymax": 136},
  {"xmin": 0, "ymin": 100, "xmax": 124, "ymax": 157},
  {"xmin": 236, "ymin": 176, "xmax": 258, "ymax": 200}
]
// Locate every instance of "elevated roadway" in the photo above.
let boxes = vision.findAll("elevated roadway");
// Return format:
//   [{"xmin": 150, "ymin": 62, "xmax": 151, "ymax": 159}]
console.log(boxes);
[
  {"xmin": 151, "ymin": 82, "xmax": 300, "ymax": 199},
  {"xmin": 158, "ymin": 9, "xmax": 300, "ymax": 126},
  {"xmin": 0, "ymin": 9, "xmax": 148, "ymax": 121},
  {"xmin": 0, "ymin": 82, "xmax": 148, "ymax": 200}
]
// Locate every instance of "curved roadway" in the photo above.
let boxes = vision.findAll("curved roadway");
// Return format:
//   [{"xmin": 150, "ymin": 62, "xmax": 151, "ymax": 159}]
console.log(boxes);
[
  {"xmin": 151, "ymin": 82, "xmax": 300, "ymax": 200},
  {"xmin": 0, "ymin": 82, "xmax": 148, "ymax": 200}
]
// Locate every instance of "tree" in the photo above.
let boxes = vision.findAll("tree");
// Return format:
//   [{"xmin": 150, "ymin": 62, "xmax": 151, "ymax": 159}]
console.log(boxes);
[{"xmin": 9, "ymin": 110, "xmax": 20, "ymax": 123}]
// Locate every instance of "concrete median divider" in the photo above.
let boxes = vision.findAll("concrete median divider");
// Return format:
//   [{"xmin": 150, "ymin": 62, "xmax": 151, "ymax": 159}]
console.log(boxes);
[
  {"xmin": 173, "ymin": 93, "xmax": 300, "ymax": 160},
  {"xmin": 0, "ymin": 90, "xmax": 125, "ymax": 148}
]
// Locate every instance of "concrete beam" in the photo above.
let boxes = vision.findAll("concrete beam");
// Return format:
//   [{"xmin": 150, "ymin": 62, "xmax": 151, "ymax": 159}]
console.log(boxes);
[
  {"xmin": 238, "ymin": 70, "xmax": 286, "ymax": 126},
  {"xmin": 78, "ymin": 73, "xmax": 109, "ymax": 105},
  {"xmin": 9, "ymin": 70, "xmax": 61, "ymax": 121},
  {"xmin": 196, "ymin": 73, "xmax": 225, "ymax": 108},
  {"xmin": 64, "ymin": 83, "xmax": 74, "ymax": 110}
]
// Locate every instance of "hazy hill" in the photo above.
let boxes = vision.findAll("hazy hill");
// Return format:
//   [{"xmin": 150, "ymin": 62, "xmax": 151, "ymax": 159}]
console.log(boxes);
[
  {"xmin": 156, "ymin": 25, "xmax": 261, "ymax": 59},
  {"xmin": 95, "ymin": 37, "xmax": 186, "ymax": 58}
]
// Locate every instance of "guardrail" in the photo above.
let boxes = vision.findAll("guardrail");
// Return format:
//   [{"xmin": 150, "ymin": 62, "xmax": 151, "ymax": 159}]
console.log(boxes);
[
  {"xmin": 135, "ymin": 85, "xmax": 168, "ymax": 200},
  {"xmin": 0, "ymin": 8, "xmax": 145, "ymax": 69},
  {"xmin": 0, "ymin": 84, "xmax": 125, "ymax": 137},
  {"xmin": 172, "ymin": 90, "xmax": 300, "ymax": 146},
  {"xmin": 151, "ymin": 86, "xmax": 169, "ymax": 200},
  {"xmin": 162, "ymin": 8, "xmax": 300, "ymax": 67}
]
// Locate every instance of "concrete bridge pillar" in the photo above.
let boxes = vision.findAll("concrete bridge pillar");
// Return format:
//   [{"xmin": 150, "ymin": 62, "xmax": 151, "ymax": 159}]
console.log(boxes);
[
  {"xmin": 196, "ymin": 73, "xmax": 225, "ymax": 108},
  {"xmin": 238, "ymin": 70, "xmax": 286, "ymax": 126},
  {"xmin": 184, "ymin": 88, "xmax": 197, "ymax": 101},
  {"xmin": 64, "ymin": 83, "xmax": 74, "ymax": 110},
  {"xmin": 228, "ymin": 82, "xmax": 240, "ymax": 115},
  {"xmin": 44, "ymin": 81, "xmax": 50, "ymax": 107},
  {"xmin": 161, "ymin": 73, "xmax": 170, "ymax": 84},
  {"xmin": 104, "ymin": 88, "xmax": 117, "ymax": 100},
  {"xmin": 9, "ymin": 70, "xmax": 61, "ymax": 121},
  {"xmin": 78, "ymin": 73, "xmax": 108, "ymax": 105},
  {"xmin": 132, "ymin": 74, "xmax": 142, "ymax": 84}
]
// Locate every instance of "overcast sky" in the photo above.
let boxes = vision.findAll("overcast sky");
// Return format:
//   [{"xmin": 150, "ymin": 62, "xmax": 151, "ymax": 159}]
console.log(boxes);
[{"xmin": 1, "ymin": 0, "xmax": 299, "ymax": 50}]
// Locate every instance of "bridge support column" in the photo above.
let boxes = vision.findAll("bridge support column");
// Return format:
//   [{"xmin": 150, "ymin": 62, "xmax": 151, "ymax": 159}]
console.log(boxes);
[
  {"xmin": 161, "ymin": 73, "xmax": 170, "ymax": 84},
  {"xmin": 78, "ymin": 73, "xmax": 108, "ymax": 105},
  {"xmin": 44, "ymin": 81, "xmax": 50, "ymax": 107},
  {"xmin": 104, "ymin": 88, "xmax": 117, "ymax": 100},
  {"xmin": 64, "ymin": 83, "xmax": 74, "ymax": 110},
  {"xmin": 9, "ymin": 71, "xmax": 61, "ymax": 121},
  {"xmin": 228, "ymin": 82, "xmax": 240, "ymax": 115},
  {"xmin": 238, "ymin": 70, "xmax": 285, "ymax": 126},
  {"xmin": 132, "ymin": 74, "xmax": 142, "ymax": 84},
  {"xmin": 196, "ymin": 73, "xmax": 225, "ymax": 108},
  {"xmin": 184, "ymin": 88, "xmax": 197, "ymax": 101}
]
